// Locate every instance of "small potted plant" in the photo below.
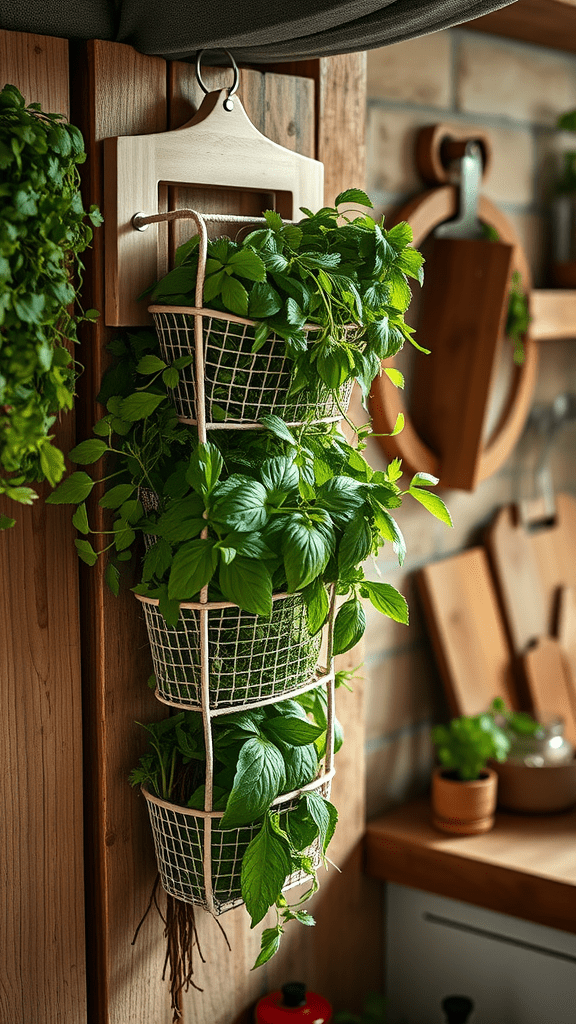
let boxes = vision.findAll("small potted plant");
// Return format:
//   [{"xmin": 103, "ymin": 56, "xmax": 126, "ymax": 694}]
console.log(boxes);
[{"xmin": 431, "ymin": 712, "xmax": 510, "ymax": 834}]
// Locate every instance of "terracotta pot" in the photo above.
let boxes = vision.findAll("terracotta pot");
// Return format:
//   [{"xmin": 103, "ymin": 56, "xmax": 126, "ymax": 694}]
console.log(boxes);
[{"xmin": 431, "ymin": 767, "xmax": 498, "ymax": 835}]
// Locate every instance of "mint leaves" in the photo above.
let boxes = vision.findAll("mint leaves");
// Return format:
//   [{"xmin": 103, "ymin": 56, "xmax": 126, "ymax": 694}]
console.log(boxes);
[
  {"xmin": 0, "ymin": 84, "xmax": 102, "ymax": 521},
  {"xmin": 149, "ymin": 195, "xmax": 424, "ymax": 408}
]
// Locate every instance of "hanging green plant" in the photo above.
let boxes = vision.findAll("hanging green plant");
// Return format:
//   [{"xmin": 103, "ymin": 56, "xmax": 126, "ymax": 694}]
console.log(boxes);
[
  {"xmin": 47, "ymin": 331, "xmax": 452, "ymax": 656},
  {"xmin": 145, "ymin": 190, "xmax": 425, "ymax": 413},
  {"xmin": 130, "ymin": 690, "xmax": 340, "ymax": 968},
  {"xmin": 0, "ymin": 84, "xmax": 102, "ymax": 528}
]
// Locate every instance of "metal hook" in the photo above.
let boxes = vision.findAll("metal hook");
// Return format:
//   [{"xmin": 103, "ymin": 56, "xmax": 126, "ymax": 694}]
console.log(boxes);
[{"xmin": 195, "ymin": 49, "xmax": 239, "ymax": 111}]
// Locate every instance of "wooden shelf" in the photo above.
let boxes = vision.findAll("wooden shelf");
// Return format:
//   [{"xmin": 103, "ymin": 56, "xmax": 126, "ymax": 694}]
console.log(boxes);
[
  {"xmin": 467, "ymin": 0, "xmax": 576, "ymax": 57},
  {"xmin": 531, "ymin": 289, "xmax": 576, "ymax": 340},
  {"xmin": 365, "ymin": 797, "xmax": 576, "ymax": 935}
]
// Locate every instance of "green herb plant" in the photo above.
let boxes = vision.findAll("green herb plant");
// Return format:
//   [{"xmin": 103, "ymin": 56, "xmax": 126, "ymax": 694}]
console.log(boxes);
[
  {"xmin": 490, "ymin": 696, "xmax": 541, "ymax": 737},
  {"xmin": 130, "ymin": 687, "xmax": 341, "ymax": 968},
  {"xmin": 505, "ymin": 270, "xmax": 531, "ymax": 366},
  {"xmin": 47, "ymin": 333, "xmax": 452, "ymax": 652},
  {"xmin": 147, "ymin": 188, "xmax": 425, "ymax": 407},
  {"xmin": 481, "ymin": 225, "xmax": 531, "ymax": 365},
  {"xmin": 0, "ymin": 84, "xmax": 102, "ymax": 528},
  {"xmin": 432, "ymin": 713, "xmax": 510, "ymax": 781}
]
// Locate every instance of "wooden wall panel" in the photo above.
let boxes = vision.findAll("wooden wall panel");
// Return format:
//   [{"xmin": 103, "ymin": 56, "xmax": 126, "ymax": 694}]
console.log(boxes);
[
  {"xmin": 318, "ymin": 54, "xmax": 367, "ymax": 206},
  {"xmin": 70, "ymin": 39, "xmax": 173, "ymax": 1024},
  {"xmin": 0, "ymin": 29, "xmax": 87, "ymax": 1024}
]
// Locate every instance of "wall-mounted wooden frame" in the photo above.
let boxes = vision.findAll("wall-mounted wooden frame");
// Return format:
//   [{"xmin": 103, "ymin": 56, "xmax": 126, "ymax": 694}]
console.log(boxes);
[{"xmin": 104, "ymin": 87, "xmax": 324, "ymax": 326}]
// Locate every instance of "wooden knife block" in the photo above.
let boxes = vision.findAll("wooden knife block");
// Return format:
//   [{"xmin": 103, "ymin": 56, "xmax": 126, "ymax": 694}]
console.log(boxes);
[{"xmin": 411, "ymin": 236, "xmax": 514, "ymax": 491}]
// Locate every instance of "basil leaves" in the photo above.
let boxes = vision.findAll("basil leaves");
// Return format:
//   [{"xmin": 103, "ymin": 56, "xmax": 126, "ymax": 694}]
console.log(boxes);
[{"xmin": 130, "ymin": 690, "xmax": 340, "ymax": 967}]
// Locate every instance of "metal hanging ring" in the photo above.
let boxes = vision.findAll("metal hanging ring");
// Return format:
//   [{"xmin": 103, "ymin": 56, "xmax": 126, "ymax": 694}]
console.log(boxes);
[{"xmin": 195, "ymin": 48, "xmax": 240, "ymax": 103}]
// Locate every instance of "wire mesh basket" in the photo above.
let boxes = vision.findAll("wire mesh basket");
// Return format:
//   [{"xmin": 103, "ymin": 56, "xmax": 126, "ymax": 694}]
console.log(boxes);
[
  {"xmin": 142, "ymin": 771, "xmax": 333, "ymax": 915},
  {"xmin": 135, "ymin": 591, "xmax": 323, "ymax": 711},
  {"xmin": 149, "ymin": 305, "xmax": 354, "ymax": 428}
]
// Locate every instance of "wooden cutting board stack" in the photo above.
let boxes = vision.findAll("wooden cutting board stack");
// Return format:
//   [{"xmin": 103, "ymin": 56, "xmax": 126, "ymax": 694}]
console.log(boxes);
[{"xmin": 418, "ymin": 493, "xmax": 576, "ymax": 742}]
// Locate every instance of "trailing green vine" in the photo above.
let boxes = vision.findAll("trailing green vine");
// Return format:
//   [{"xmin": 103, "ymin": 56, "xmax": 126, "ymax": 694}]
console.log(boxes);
[{"xmin": 0, "ymin": 84, "xmax": 102, "ymax": 528}]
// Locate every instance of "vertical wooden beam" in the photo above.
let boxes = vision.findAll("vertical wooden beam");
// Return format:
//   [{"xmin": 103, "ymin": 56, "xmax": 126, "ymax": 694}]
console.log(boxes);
[
  {"xmin": 0, "ymin": 29, "xmax": 87, "ymax": 1024},
  {"xmin": 317, "ymin": 54, "xmax": 367, "ymax": 205},
  {"xmin": 69, "ymin": 39, "xmax": 172, "ymax": 1024}
]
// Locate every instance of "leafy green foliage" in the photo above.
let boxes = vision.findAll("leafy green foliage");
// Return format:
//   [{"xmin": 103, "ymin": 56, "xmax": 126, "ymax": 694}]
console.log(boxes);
[
  {"xmin": 54, "ymin": 328, "xmax": 450, "ymax": 644},
  {"xmin": 0, "ymin": 84, "xmax": 102, "ymax": 522},
  {"xmin": 130, "ymin": 691, "xmax": 339, "ymax": 967},
  {"xmin": 148, "ymin": 194, "xmax": 424, "ymax": 407},
  {"xmin": 490, "ymin": 696, "xmax": 541, "ymax": 737},
  {"xmin": 506, "ymin": 270, "xmax": 531, "ymax": 366},
  {"xmin": 481, "ymin": 225, "xmax": 531, "ymax": 365},
  {"xmin": 432, "ymin": 712, "xmax": 510, "ymax": 781}
]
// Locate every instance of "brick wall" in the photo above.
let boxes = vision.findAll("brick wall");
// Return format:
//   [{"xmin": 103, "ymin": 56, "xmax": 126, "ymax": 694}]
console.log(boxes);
[{"xmin": 363, "ymin": 28, "xmax": 576, "ymax": 818}]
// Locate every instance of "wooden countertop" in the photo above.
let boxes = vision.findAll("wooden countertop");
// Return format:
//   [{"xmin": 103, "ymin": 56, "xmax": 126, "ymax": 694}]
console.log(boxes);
[{"xmin": 365, "ymin": 798, "xmax": 576, "ymax": 935}]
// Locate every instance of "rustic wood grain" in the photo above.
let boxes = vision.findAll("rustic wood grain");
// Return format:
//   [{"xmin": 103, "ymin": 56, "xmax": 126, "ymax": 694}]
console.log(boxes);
[
  {"xmin": 105, "ymin": 77, "xmax": 322, "ymax": 323},
  {"xmin": 317, "ymin": 54, "xmax": 367, "ymax": 206},
  {"xmin": 0, "ymin": 29, "xmax": 87, "ymax": 1024},
  {"xmin": 369, "ymin": 187, "xmax": 537, "ymax": 487},
  {"xmin": 264, "ymin": 72, "xmax": 315, "ymax": 156},
  {"xmin": 467, "ymin": 0, "xmax": 576, "ymax": 57},
  {"xmin": 365, "ymin": 797, "xmax": 576, "ymax": 935},
  {"xmin": 70, "ymin": 38, "xmax": 173, "ymax": 1024},
  {"xmin": 418, "ymin": 548, "xmax": 518, "ymax": 716}
]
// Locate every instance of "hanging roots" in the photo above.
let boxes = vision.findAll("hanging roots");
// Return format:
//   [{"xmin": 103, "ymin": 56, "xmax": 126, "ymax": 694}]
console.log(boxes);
[{"xmin": 133, "ymin": 874, "xmax": 231, "ymax": 1021}]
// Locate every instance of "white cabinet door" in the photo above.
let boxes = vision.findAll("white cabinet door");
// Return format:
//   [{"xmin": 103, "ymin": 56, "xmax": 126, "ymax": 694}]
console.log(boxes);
[{"xmin": 386, "ymin": 884, "xmax": 576, "ymax": 1024}]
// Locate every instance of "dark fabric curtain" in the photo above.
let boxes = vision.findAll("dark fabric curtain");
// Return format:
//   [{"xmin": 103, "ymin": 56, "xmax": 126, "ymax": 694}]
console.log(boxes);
[{"xmin": 0, "ymin": 0, "xmax": 516, "ymax": 62}]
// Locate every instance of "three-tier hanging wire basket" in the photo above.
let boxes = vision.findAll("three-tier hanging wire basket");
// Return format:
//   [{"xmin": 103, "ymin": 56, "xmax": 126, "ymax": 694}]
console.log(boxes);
[{"xmin": 133, "ymin": 208, "xmax": 338, "ymax": 915}]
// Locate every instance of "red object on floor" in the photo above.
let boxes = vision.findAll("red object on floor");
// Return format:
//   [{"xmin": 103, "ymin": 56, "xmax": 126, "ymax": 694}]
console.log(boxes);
[{"xmin": 255, "ymin": 983, "xmax": 332, "ymax": 1023}]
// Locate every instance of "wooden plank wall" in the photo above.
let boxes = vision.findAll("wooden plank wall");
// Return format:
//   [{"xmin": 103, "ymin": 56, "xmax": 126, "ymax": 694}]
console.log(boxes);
[
  {"xmin": 1, "ymin": 35, "xmax": 375, "ymax": 1023},
  {"xmin": 0, "ymin": 30, "xmax": 87, "ymax": 1024}
]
